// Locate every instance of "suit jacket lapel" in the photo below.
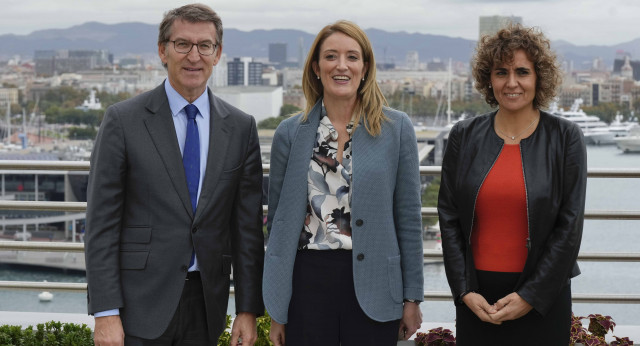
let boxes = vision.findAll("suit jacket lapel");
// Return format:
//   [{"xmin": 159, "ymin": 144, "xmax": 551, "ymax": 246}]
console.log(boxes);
[
  {"xmin": 194, "ymin": 90, "xmax": 233, "ymax": 222},
  {"xmin": 143, "ymin": 84, "xmax": 194, "ymax": 218}
]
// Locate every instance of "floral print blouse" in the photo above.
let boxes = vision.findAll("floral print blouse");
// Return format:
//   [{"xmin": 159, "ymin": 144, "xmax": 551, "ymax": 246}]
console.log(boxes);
[{"xmin": 298, "ymin": 106, "xmax": 354, "ymax": 250}]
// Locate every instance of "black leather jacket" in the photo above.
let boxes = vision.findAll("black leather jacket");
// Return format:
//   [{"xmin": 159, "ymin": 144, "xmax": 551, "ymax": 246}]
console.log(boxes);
[{"xmin": 438, "ymin": 110, "xmax": 587, "ymax": 315}]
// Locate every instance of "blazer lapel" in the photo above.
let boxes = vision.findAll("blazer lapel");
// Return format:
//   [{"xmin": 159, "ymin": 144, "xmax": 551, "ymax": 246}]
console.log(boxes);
[
  {"xmin": 143, "ymin": 85, "xmax": 194, "ymax": 218},
  {"xmin": 278, "ymin": 101, "xmax": 322, "ymax": 229},
  {"xmin": 289, "ymin": 102, "xmax": 321, "ymax": 170},
  {"xmin": 193, "ymin": 91, "xmax": 233, "ymax": 222}
]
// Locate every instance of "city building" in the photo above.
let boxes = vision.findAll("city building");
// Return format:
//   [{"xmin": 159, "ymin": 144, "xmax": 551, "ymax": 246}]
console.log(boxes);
[
  {"xmin": 614, "ymin": 56, "xmax": 640, "ymax": 81},
  {"xmin": 479, "ymin": 15, "xmax": 523, "ymax": 39},
  {"xmin": 283, "ymin": 88, "xmax": 306, "ymax": 110},
  {"xmin": 208, "ymin": 53, "xmax": 228, "ymax": 88},
  {"xmin": 228, "ymin": 57, "xmax": 263, "ymax": 86},
  {"xmin": 34, "ymin": 50, "xmax": 112, "ymax": 76},
  {"xmin": 558, "ymin": 84, "xmax": 592, "ymax": 108},
  {"xmin": 621, "ymin": 56, "xmax": 634, "ymax": 80},
  {"xmin": 426, "ymin": 59, "xmax": 446, "ymax": 72},
  {"xmin": 248, "ymin": 61, "xmax": 264, "ymax": 86},
  {"xmin": 227, "ymin": 57, "xmax": 245, "ymax": 86},
  {"xmin": 282, "ymin": 68, "xmax": 304, "ymax": 90},
  {"xmin": 269, "ymin": 43, "xmax": 287, "ymax": 64},
  {"xmin": 261, "ymin": 66, "xmax": 281, "ymax": 86},
  {"xmin": 0, "ymin": 88, "xmax": 19, "ymax": 107},
  {"xmin": 118, "ymin": 57, "xmax": 144, "ymax": 70},
  {"xmin": 212, "ymin": 86, "xmax": 283, "ymax": 123},
  {"xmin": 406, "ymin": 51, "xmax": 419, "ymax": 70}
]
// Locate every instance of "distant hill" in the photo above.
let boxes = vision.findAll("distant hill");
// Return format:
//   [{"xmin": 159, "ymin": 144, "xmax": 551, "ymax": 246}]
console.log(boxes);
[
  {"xmin": 0, "ymin": 22, "xmax": 638, "ymax": 67},
  {"xmin": 553, "ymin": 38, "xmax": 640, "ymax": 67},
  {"xmin": 0, "ymin": 22, "xmax": 158, "ymax": 57}
]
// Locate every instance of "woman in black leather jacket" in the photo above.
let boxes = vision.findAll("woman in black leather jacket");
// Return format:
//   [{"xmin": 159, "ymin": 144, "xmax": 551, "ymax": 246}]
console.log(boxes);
[{"xmin": 438, "ymin": 24, "xmax": 587, "ymax": 346}]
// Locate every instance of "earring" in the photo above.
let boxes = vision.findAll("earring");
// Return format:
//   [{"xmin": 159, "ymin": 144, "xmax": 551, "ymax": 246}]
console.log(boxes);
[
  {"xmin": 362, "ymin": 77, "xmax": 365, "ymax": 81},
  {"xmin": 317, "ymin": 75, "xmax": 320, "ymax": 79},
  {"xmin": 489, "ymin": 84, "xmax": 492, "ymax": 89}
]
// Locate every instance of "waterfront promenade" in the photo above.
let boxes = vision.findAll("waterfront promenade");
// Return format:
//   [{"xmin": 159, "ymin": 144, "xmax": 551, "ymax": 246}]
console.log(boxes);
[
  {"xmin": 0, "ymin": 249, "xmax": 85, "ymax": 272},
  {"xmin": 2, "ymin": 145, "xmax": 640, "ymax": 344}
]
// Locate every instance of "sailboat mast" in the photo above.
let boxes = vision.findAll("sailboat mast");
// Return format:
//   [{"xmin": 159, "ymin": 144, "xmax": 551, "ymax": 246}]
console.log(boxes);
[
  {"xmin": 447, "ymin": 58, "xmax": 452, "ymax": 124},
  {"xmin": 4, "ymin": 101, "xmax": 9, "ymax": 143}
]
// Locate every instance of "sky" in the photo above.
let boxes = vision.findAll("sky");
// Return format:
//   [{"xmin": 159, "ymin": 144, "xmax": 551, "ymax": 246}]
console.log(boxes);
[{"xmin": 2, "ymin": 0, "xmax": 639, "ymax": 46}]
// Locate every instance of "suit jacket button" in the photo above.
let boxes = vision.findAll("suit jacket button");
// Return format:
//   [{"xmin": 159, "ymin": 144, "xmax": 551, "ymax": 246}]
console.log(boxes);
[
  {"xmin": 357, "ymin": 253, "xmax": 365, "ymax": 261},
  {"xmin": 191, "ymin": 227, "xmax": 197, "ymax": 234},
  {"xmin": 355, "ymin": 219, "xmax": 364, "ymax": 226}
]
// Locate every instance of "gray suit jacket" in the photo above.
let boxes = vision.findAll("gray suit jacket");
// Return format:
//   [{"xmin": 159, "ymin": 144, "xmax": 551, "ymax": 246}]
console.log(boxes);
[
  {"xmin": 263, "ymin": 101, "xmax": 424, "ymax": 324},
  {"xmin": 85, "ymin": 83, "xmax": 265, "ymax": 339}
]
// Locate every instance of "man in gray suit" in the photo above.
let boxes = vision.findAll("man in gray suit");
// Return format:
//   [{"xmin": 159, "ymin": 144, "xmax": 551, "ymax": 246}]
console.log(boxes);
[{"xmin": 85, "ymin": 4, "xmax": 264, "ymax": 345}]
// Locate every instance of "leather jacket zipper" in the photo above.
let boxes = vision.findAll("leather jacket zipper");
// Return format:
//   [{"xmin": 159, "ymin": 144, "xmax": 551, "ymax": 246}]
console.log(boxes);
[
  {"xmin": 519, "ymin": 142, "xmax": 532, "ymax": 252},
  {"xmin": 468, "ymin": 143, "xmax": 504, "ymax": 246}
]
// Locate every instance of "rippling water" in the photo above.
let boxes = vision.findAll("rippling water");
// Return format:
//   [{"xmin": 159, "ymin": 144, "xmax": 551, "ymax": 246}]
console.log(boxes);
[{"xmin": 1, "ymin": 145, "xmax": 639, "ymax": 325}]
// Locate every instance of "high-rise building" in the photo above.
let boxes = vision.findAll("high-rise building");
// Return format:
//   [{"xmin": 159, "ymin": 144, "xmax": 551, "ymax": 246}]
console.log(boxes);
[
  {"xmin": 248, "ymin": 61, "xmax": 264, "ymax": 86},
  {"xmin": 228, "ymin": 57, "xmax": 263, "ymax": 86},
  {"xmin": 227, "ymin": 57, "xmax": 245, "ymax": 86},
  {"xmin": 406, "ymin": 51, "xmax": 419, "ymax": 70},
  {"xmin": 479, "ymin": 16, "xmax": 523, "ymax": 39},
  {"xmin": 208, "ymin": 53, "xmax": 228, "ymax": 88},
  {"xmin": 269, "ymin": 43, "xmax": 287, "ymax": 64}
]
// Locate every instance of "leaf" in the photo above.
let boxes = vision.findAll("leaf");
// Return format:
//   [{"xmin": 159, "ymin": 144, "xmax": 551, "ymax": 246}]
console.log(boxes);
[{"xmin": 310, "ymin": 194, "xmax": 325, "ymax": 218}]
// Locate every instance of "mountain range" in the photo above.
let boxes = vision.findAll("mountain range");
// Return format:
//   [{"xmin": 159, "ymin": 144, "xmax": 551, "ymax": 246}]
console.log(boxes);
[{"xmin": 1, "ymin": 22, "xmax": 639, "ymax": 68}]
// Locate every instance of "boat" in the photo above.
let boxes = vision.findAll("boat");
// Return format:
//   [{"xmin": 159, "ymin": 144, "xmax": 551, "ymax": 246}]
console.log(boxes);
[
  {"xmin": 584, "ymin": 128, "xmax": 616, "ymax": 146},
  {"xmin": 38, "ymin": 291, "xmax": 53, "ymax": 302},
  {"xmin": 549, "ymin": 99, "xmax": 614, "ymax": 145},
  {"xmin": 609, "ymin": 113, "xmax": 639, "ymax": 139},
  {"xmin": 613, "ymin": 126, "xmax": 640, "ymax": 153}
]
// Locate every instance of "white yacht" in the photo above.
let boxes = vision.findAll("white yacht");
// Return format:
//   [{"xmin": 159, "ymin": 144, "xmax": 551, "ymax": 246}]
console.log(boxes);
[
  {"xmin": 609, "ymin": 113, "xmax": 639, "ymax": 139},
  {"xmin": 613, "ymin": 126, "xmax": 640, "ymax": 153},
  {"xmin": 550, "ymin": 99, "xmax": 614, "ymax": 145}
]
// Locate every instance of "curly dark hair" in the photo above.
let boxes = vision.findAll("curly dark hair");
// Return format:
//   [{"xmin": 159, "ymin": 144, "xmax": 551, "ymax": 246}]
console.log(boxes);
[{"xmin": 472, "ymin": 24, "xmax": 561, "ymax": 109}]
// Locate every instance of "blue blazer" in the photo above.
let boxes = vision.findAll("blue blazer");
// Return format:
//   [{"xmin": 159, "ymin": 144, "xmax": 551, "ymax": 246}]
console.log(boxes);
[{"xmin": 263, "ymin": 100, "xmax": 424, "ymax": 324}]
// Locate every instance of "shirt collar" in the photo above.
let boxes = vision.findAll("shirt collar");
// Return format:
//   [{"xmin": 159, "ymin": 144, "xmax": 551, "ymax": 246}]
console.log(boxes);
[
  {"xmin": 164, "ymin": 79, "xmax": 210, "ymax": 118},
  {"xmin": 318, "ymin": 101, "xmax": 355, "ymax": 142}
]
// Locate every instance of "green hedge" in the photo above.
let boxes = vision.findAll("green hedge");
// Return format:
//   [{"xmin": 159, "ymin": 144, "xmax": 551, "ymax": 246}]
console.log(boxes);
[
  {"xmin": 1, "ymin": 314, "xmax": 274, "ymax": 346},
  {"xmin": 0, "ymin": 321, "xmax": 93, "ymax": 345}
]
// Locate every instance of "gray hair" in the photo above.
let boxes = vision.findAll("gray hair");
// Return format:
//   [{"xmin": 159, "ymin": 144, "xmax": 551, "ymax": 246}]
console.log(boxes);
[{"xmin": 158, "ymin": 3, "xmax": 223, "ymax": 47}]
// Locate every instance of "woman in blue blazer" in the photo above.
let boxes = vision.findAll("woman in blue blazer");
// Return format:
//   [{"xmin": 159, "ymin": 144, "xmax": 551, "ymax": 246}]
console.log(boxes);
[{"xmin": 263, "ymin": 20, "xmax": 424, "ymax": 346}]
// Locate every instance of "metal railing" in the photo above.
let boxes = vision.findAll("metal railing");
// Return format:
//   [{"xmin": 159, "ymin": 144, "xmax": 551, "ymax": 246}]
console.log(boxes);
[{"xmin": 1, "ymin": 161, "xmax": 640, "ymax": 304}]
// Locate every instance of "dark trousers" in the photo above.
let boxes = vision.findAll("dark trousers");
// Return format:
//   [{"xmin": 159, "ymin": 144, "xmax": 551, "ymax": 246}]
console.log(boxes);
[
  {"xmin": 285, "ymin": 249, "xmax": 401, "ymax": 346},
  {"xmin": 456, "ymin": 270, "xmax": 572, "ymax": 346},
  {"xmin": 125, "ymin": 272, "xmax": 213, "ymax": 346}
]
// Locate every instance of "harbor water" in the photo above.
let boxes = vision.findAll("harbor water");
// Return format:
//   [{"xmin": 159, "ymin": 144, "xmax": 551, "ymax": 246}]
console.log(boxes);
[{"xmin": 0, "ymin": 145, "xmax": 639, "ymax": 326}]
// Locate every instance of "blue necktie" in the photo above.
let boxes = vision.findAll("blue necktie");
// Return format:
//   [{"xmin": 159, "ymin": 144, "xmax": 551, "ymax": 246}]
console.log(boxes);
[{"xmin": 183, "ymin": 104, "xmax": 200, "ymax": 267}]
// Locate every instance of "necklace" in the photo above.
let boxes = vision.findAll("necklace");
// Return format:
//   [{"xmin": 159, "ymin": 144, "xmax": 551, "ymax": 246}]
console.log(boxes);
[{"xmin": 496, "ymin": 116, "xmax": 539, "ymax": 141}]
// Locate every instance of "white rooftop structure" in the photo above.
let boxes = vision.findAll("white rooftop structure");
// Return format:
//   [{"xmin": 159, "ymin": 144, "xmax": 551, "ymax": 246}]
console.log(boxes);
[{"xmin": 212, "ymin": 86, "xmax": 283, "ymax": 123}]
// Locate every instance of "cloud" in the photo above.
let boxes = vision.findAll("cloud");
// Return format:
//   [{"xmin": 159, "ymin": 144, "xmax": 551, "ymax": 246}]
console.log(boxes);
[{"xmin": 1, "ymin": 0, "xmax": 640, "ymax": 46}]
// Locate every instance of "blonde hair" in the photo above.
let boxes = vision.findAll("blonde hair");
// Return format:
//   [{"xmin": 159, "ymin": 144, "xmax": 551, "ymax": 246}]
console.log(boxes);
[{"xmin": 301, "ymin": 20, "xmax": 387, "ymax": 136}]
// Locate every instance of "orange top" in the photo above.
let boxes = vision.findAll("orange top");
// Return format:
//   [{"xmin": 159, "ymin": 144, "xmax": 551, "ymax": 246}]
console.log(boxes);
[{"xmin": 472, "ymin": 144, "xmax": 528, "ymax": 272}]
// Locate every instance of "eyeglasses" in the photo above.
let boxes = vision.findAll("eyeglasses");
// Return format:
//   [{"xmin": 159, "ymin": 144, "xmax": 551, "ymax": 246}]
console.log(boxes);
[{"xmin": 169, "ymin": 40, "xmax": 218, "ymax": 56}]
